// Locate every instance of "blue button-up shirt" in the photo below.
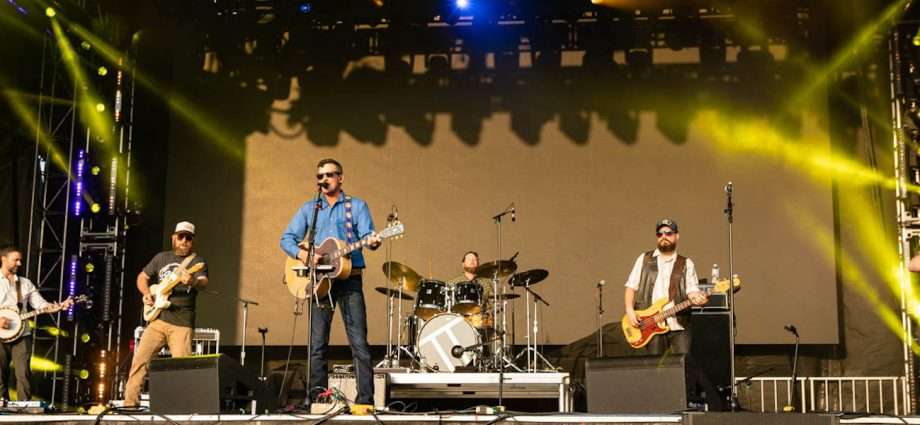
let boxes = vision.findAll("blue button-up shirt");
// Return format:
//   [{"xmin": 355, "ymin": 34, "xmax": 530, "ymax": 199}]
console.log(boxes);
[{"xmin": 280, "ymin": 192, "xmax": 376, "ymax": 269}]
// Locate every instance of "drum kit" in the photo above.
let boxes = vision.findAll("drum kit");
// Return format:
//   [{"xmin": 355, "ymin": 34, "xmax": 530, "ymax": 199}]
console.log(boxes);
[{"xmin": 375, "ymin": 259, "xmax": 555, "ymax": 373}]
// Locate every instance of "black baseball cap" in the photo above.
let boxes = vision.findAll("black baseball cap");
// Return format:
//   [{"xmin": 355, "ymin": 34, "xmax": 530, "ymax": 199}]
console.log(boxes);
[{"xmin": 656, "ymin": 218, "xmax": 678, "ymax": 233}]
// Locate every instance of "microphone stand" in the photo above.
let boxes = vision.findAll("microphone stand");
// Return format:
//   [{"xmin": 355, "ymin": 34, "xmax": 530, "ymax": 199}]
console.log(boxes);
[
  {"xmin": 724, "ymin": 182, "xmax": 739, "ymax": 410},
  {"xmin": 784, "ymin": 326, "xmax": 801, "ymax": 412},
  {"xmin": 302, "ymin": 184, "xmax": 324, "ymax": 405},
  {"xmin": 258, "ymin": 327, "xmax": 268, "ymax": 382},
  {"xmin": 239, "ymin": 298, "xmax": 260, "ymax": 366},
  {"xmin": 596, "ymin": 281, "xmax": 605, "ymax": 358},
  {"xmin": 492, "ymin": 204, "xmax": 514, "ymax": 410}
]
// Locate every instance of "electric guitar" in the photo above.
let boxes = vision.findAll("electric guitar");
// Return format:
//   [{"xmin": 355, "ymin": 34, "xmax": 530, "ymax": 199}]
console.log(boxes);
[
  {"xmin": 0, "ymin": 295, "xmax": 90, "ymax": 342},
  {"xmin": 143, "ymin": 262, "xmax": 206, "ymax": 322},
  {"xmin": 622, "ymin": 276, "xmax": 741, "ymax": 349},
  {"xmin": 284, "ymin": 220, "xmax": 405, "ymax": 299}
]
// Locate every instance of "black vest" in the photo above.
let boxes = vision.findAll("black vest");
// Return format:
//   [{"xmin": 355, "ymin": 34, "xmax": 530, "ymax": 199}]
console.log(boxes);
[{"xmin": 634, "ymin": 250, "xmax": 690, "ymax": 327}]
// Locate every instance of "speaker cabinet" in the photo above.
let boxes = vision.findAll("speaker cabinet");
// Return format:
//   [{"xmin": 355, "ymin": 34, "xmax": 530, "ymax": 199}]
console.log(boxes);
[
  {"xmin": 586, "ymin": 354, "xmax": 688, "ymax": 413},
  {"xmin": 690, "ymin": 312, "xmax": 732, "ymax": 394},
  {"xmin": 149, "ymin": 354, "xmax": 276, "ymax": 414},
  {"xmin": 684, "ymin": 412, "xmax": 840, "ymax": 425}
]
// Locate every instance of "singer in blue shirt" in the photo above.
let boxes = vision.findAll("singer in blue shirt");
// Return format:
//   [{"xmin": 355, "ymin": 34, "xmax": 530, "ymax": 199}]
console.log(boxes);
[{"xmin": 280, "ymin": 158, "xmax": 381, "ymax": 406}]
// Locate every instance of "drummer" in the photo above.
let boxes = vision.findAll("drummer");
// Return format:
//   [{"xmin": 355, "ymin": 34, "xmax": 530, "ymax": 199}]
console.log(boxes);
[{"xmin": 446, "ymin": 251, "xmax": 493, "ymax": 311}]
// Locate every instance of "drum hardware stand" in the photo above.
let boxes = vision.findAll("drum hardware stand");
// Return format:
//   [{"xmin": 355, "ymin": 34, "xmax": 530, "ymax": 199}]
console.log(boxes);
[
  {"xmin": 724, "ymin": 181, "xmax": 739, "ymax": 410},
  {"xmin": 378, "ymin": 206, "xmax": 419, "ymax": 368},
  {"xmin": 513, "ymin": 283, "xmax": 554, "ymax": 372},
  {"xmin": 258, "ymin": 327, "xmax": 268, "ymax": 382},
  {"xmin": 239, "ymin": 298, "xmax": 259, "ymax": 366}
]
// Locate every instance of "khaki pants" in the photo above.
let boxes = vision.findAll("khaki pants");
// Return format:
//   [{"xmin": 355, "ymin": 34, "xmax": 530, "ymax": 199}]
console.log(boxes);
[{"xmin": 123, "ymin": 319, "xmax": 192, "ymax": 406}]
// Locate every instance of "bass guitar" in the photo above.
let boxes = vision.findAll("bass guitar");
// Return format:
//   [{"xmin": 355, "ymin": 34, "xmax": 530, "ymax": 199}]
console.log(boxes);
[
  {"xmin": 0, "ymin": 295, "xmax": 89, "ymax": 342},
  {"xmin": 284, "ymin": 220, "xmax": 405, "ymax": 299},
  {"xmin": 143, "ymin": 262, "xmax": 206, "ymax": 322},
  {"xmin": 622, "ymin": 276, "xmax": 741, "ymax": 349}
]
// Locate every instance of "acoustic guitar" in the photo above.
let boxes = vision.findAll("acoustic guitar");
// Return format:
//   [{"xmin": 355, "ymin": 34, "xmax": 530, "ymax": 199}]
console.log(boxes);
[
  {"xmin": 284, "ymin": 220, "xmax": 405, "ymax": 299},
  {"xmin": 622, "ymin": 276, "xmax": 741, "ymax": 349}
]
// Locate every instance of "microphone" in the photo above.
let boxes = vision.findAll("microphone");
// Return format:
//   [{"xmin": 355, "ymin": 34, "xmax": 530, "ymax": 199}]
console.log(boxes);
[
  {"xmin": 725, "ymin": 181, "xmax": 733, "ymax": 194},
  {"xmin": 451, "ymin": 345, "xmax": 465, "ymax": 358},
  {"xmin": 509, "ymin": 252, "xmax": 520, "ymax": 262},
  {"xmin": 511, "ymin": 203, "xmax": 516, "ymax": 222},
  {"xmin": 597, "ymin": 279, "xmax": 606, "ymax": 288},
  {"xmin": 393, "ymin": 204, "xmax": 399, "ymax": 220},
  {"xmin": 318, "ymin": 181, "xmax": 329, "ymax": 189},
  {"xmin": 784, "ymin": 325, "xmax": 798, "ymax": 337}
]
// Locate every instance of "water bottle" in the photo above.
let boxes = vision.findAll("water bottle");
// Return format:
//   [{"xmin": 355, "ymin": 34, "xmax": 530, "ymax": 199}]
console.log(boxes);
[{"xmin": 711, "ymin": 264, "xmax": 720, "ymax": 285}]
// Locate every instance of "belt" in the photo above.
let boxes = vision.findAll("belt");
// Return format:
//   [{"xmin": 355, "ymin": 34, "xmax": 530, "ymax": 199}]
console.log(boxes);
[{"xmin": 349, "ymin": 269, "xmax": 363, "ymax": 277}]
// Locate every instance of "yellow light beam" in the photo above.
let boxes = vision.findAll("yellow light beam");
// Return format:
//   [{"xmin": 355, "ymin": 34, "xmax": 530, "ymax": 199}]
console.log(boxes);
[
  {"xmin": 50, "ymin": 19, "xmax": 116, "ymax": 149},
  {"xmin": 0, "ymin": 80, "xmax": 71, "ymax": 173}
]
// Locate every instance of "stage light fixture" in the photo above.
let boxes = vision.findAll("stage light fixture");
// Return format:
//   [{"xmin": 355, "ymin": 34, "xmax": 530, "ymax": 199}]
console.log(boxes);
[
  {"xmin": 90, "ymin": 203, "xmax": 101, "ymax": 214},
  {"xmin": 85, "ymin": 262, "xmax": 95, "ymax": 273},
  {"xmin": 97, "ymin": 66, "xmax": 108, "ymax": 76},
  {"xmin": 91, "ymin": 165, "xmax": 101, "ymax": 175},
  {"xmin": 95, "ymin": 103, "xmax": 105, "ymax": 112},
  {"xmin": 45, "ymin": 7, "xmax": 55, "ymax": 17},
  {"xmin": 456, "ymin": 0, "xmax": 469, "ymax": 9},
  {"xmin": 81, "ymin": 333, "xmax": 91, "ymax": 343},
  {"xmin": 298, "ymin": 2, "xmax": 312, "ymax": 14},
  {"xmin": 78, "ymin": 369, "xmax": 90, "ymax": 379},
  {"xmin": 81, "ymin": 41, "xmax": 91, "ymax": 50}
]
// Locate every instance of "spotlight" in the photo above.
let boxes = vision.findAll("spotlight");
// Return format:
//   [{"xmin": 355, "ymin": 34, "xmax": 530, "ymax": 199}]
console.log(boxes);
[
  {"xmin": 95, "ymin": 103, "xmax": 106, "ymax": 112},
  {"xmin": 78, "ymin": 369, "xmax": 90, "ymax": 379},
  {"xmin": 81, "ymin": 333, "xmax": 91, "ymax": 343},
  {"xmin": 297, "ymin": 2, "xmax": 312, "ymax": 13},
  {"xmin": 90, "ymin": 203, "xmax": 101, "ymax": 214},
  {"xmin": 456, "ymin": 0, "xmax": 469, "ymax": 9},
  {"xmin": 97, "ymin": 66, "xmax": 108, "ymax": 76},
  {"xmin": 81, "ymin": 41, "xmax": 91, "ymax": 50},
  {"xmin": 91, "ymin": 165, "xmax": 101, "ymax": 175},
  {"xmin": 85, "ymin": 262, "xmax": 95, "ymax": 273},
  {"xmin": 45, "ymin": 7, "xmax": 55, "ymax": 17}
]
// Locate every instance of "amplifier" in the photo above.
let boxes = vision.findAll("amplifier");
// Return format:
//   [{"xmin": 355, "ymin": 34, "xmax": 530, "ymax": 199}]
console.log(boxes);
[
  {"xmin": 693, "ymin": 284, "xmax": 728, "ymax": 310},
  {"xmin": 134, "ymin": 326, "xmax": 220, "ymax": 356},
  {"xmin": 328, "ymin": 373, "xmax": 387, "ymax": 408},
  {"xmin": 149, "ymin": 354, "xmax": 276, "ymax": 414}
]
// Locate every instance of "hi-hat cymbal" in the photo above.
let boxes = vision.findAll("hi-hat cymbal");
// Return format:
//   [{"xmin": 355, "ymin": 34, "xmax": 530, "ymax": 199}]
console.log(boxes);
[
  {"xmin": 374, "ymin": 286, "xmax": 414, "ymax": 301},
  {"xmin": 382, "ymin": 261, "xmax": 421, "ymax": 292},
  {"xmin": 509, "ymin": 269, "xmax": 549, "ymax": 287},
  {"xmin": 474, "ymin": 260, "xmax": 517, "ymax": 279}
]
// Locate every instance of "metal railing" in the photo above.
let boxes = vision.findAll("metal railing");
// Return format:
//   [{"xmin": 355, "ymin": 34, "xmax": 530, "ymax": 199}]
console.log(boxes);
[{"xmin": 735, "ymin": 376, "xmax": 908, "ymax": 416}]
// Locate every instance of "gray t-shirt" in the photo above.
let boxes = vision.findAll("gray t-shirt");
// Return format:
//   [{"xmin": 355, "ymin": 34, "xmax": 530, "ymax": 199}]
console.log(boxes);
[{"xmin": 142, "ymin": 251, "xmax": 207, "ymax": 328}]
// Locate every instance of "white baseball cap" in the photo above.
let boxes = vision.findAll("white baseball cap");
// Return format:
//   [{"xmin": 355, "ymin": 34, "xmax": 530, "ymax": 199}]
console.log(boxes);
[{"xmin": 173, "ymin": 221, "xmax": 196, "ymax": 235}]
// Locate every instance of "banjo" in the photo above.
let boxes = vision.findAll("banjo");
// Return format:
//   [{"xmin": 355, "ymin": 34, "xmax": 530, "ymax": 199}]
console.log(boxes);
[{"xmin": 0, "ymin": 295, "xmax": 88, "ymax": 343}]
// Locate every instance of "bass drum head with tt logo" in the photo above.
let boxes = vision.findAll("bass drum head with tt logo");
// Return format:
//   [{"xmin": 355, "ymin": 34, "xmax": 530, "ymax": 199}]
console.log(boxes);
[{"xmin": 417, "ymin": 313, "xmax": 479, "ymax": 372}]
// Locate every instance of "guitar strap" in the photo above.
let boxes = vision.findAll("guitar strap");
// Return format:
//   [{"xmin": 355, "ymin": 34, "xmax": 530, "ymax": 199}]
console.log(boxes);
[
  {"xmin": 343, "ymin": 194, "xmax": 355, "ymax": 244},
  {"xmin": 14, "ymin": 275, "xmax": 21, "ymax": 313},
  {"xmin": 176, "ymin": 253, "xmax": 197, "ymax": 291},
  {"xmin": 668, "ymin": 255, "xmax": 686, "ymax": 302}
]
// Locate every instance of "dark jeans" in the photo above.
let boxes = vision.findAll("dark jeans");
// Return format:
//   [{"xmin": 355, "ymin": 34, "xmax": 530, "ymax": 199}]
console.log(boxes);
[
  {"xmin": 0, "ymin": 336, "xmax": 32, "ymax": 400},
  {"xmin": 635, "ymin": 322, "xmax": 726, "ymax": 411},
  {"xmin": 309, "ymin": 275, "xmax": 374, "ymax": 404}
]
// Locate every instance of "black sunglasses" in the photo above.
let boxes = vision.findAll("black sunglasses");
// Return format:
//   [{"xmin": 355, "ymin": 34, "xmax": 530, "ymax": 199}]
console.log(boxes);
[
  {"xmin": 316, "ymin": 171, "xmax": 341, "ymax": 180},
  {"xmin": 176, "ymin": 233, "xmax": 195, "ymax": 241},
  {"xmin": 656, "ymin": 230, "xmax": 676, "ymax": 237}
]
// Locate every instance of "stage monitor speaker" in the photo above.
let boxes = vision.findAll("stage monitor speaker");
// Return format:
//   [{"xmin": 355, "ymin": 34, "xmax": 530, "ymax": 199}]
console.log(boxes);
[
  {"xmin": 690, "ymin": 312, "xmax": 731, "ymax": 394},
  {"xmin": 684, "ymin": 412, "xmax": 840, "ymax": 425},
  {"xmin": 149, "ymin": 354, "xmax": 276, "ymax": 414},
  {"xmin": 586, "ymin": 354, "xmax": 687, "ymax": 413}
]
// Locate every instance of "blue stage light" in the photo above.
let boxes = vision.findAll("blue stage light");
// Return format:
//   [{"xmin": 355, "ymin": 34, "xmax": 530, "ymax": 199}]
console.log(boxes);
[
  {"xmin": 455, "ymin": 0, "xmax": 469, "ymax": 10},
  {"xmin": 298, "ymin": 2, "xmax": 312, "ymax": 14}
]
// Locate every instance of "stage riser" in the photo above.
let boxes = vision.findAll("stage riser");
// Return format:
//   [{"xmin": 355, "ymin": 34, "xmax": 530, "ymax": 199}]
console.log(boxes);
[{"xmin": 685, "ymin": 412, "xmax": 840, "ymax": 425}]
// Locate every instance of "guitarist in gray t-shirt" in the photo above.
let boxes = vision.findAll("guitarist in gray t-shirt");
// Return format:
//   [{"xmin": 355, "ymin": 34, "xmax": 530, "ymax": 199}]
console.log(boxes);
[{"xmin": 123, "ymin": 221, "xmax": 209, "ymax": 408}]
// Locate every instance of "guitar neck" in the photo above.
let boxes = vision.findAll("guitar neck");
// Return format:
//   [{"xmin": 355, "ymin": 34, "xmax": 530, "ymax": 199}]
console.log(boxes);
[
  {"xmin": 651, "ymin": 289, "xmax": 710, "ymax": 323},
  {"xmin": 20, "ymin": 306, "xmax": 56, "ymax": 320},
  {"xmin": 330, "ymin": 236, "xmax": 384, "ymax": 260}
]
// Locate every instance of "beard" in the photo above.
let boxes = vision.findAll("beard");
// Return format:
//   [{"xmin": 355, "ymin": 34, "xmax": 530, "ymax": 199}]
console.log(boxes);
[
  {"xmin": 463, "ymin": 265, "xmax": 477, "ymax": 274},
  {"xmin": 173, "ymin": 243, "xmax": 192, "ymax": 257},
  {"xmin": 657, "ymin": 239, "xmax": 676, "ymax": 253}
]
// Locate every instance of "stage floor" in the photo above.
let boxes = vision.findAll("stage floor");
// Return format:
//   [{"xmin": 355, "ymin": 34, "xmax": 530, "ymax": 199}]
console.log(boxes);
[{"xmin": 0, "ymin": 413, "xmax": 915, "ymax": 425}]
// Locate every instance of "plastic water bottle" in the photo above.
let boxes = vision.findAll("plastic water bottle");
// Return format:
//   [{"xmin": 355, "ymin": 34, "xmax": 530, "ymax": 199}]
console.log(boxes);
[{"xmin": 711, "ymin": 264, "xmax": 720, "ymax": 285}]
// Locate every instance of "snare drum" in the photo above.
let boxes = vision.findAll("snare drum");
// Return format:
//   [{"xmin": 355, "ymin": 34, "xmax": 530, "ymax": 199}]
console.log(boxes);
[
  {"xmin": 414, "ymin": 279, "xmax": 449, "ymax": 320},
  {"xmin": 451, "ymin": 281, "xmax": 483, "ymax": 314}
]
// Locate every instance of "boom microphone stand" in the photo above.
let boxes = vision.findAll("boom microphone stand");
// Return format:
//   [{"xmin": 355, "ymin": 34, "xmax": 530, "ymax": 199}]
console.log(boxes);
[
  {"xmin": 783, "ymin": 325, "xmax": 801, "ymax": 412},
  {"xmin": 724, "ymin": 182, "xmax": 739, "ymax": 410},
  {"xmin": 492, "ymin": 203, "xmax": 515, "ymax": 409}
]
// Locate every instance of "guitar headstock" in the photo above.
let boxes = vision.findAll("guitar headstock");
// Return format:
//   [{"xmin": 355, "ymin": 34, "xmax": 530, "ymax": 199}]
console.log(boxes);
[
  {"xmin": 378, "ymin": 220, "xmax": 405, "ymax": 240},
  {"xmin": 713, "ymin": 274, "xmax": 742, "ymax": 294}
]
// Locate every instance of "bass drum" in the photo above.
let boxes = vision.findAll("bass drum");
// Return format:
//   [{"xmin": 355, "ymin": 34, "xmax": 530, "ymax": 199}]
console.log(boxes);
[{"xmin": 417, "ymin": 313, "xmax": 480, "ymax": 372}]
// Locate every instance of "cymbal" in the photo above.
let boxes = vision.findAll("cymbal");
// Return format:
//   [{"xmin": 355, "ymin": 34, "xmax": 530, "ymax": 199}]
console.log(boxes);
[
  {"xmin": 474, "ymin": 260, "xmax": 517, "ymax": 279},
  {"xmin": 382, "ymin": 261, "xmax": 421, "ymax": 292},
  {"xmin": 374, "ymin": 286, "xmax": 414, "ymax": 300},
  {"xmin": 509, "ymin": 269, "xmax": 549, "ymax": 287}
]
